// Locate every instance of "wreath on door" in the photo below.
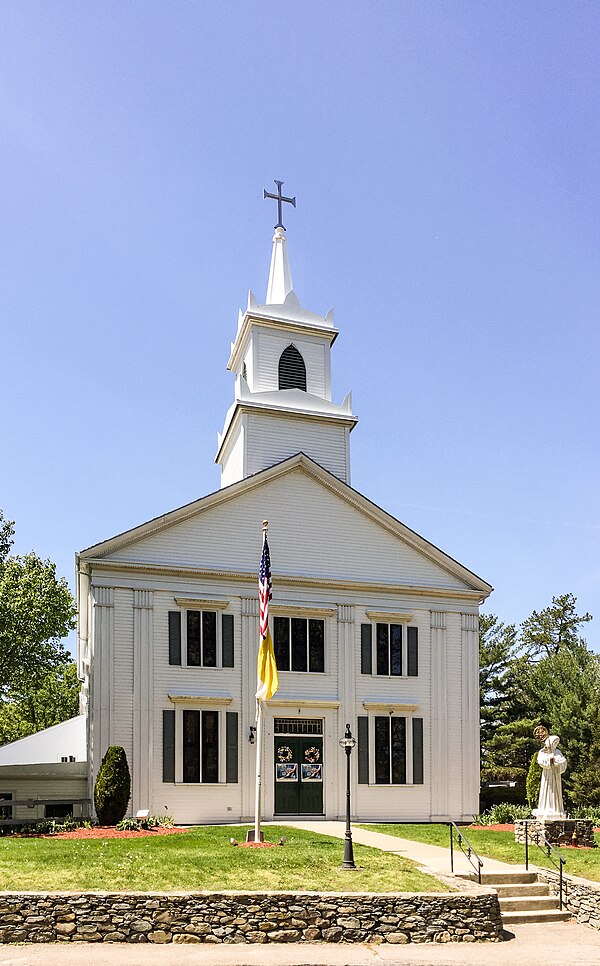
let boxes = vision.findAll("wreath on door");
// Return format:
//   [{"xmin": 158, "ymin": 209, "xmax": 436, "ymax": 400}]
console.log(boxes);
[
  {"xmin": 277, "ymin": 746, "xmax": 293, "ymax": 763},
  {"xmin": 304, "ymin": 746, "xmax": 320, "ymax": 763}
]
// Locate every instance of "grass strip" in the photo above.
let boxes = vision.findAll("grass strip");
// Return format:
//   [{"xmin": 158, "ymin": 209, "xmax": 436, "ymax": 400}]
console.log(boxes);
[{"xmin": 0, "ymin": 824, "xmax": 446, "ymax": 893}]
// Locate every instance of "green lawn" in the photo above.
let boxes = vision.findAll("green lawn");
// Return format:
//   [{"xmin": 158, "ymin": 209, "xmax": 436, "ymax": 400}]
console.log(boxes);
[
  {"xmin": 358, "ymin": 823, "xmax": 600, "ymax": 883},
  {"xmin": 0, "ymin": 825, "xmax": 445, "ymax": 893}
]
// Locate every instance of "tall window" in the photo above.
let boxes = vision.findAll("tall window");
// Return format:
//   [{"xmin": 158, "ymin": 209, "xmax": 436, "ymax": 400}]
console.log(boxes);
[
  {"xmin": 278, "ymin": 344, "xmax": 307, "ymax": 391},
  {"xmin": 375, "ymin": 716, "xmax": 406, "ymax": 784},
  {"xmin": 361, "ymin": 623, "xmax": 418, "ymax": 677},
  {"xmin": 274, "ymin": 617, "xmax": 325, "ymax": 672},
  {"xmin": 183, "ymin": 710, "xmax": 219, "ymax": 783},
  {"xmin": 187, "ymin": 610, "xmax": 217, "ymax": 667}
]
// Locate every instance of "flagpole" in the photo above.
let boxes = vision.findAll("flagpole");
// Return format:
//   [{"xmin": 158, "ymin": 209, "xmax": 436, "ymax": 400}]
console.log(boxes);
[
  {"xmin": 252, "ymin": 520, "xmax": 269, "ymax": 844},
  {"xmin": 254, "ymin": 697, "xmax": 264, "ymax": 843}
]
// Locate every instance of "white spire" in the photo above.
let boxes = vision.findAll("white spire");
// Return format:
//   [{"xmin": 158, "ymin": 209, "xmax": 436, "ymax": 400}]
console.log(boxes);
[{"xmin": 266, "ymin": 227, "xmax": 293, "ymax": 304}]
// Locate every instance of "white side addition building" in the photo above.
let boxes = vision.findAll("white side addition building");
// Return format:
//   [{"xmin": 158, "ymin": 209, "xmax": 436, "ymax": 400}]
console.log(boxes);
[{"xmin": 77, "ymin": 221, "xmax": 492, "ymax": 824}]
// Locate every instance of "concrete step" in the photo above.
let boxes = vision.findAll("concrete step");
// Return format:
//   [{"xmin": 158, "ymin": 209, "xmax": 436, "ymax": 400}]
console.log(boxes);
[
  {"xmin": 499, "ymin": 895, "xmax": 560, "ymax": 912},
  {"xmin": 502, "ymin": 909, "xmax": 571, "ymax": 925},
  {"xmin": 494, "ymin": 882, "xmax": 550, "ymax": 898},
  {"xmin": 460, "ymin": 871, "xmax": 538, "ymax": 885}
]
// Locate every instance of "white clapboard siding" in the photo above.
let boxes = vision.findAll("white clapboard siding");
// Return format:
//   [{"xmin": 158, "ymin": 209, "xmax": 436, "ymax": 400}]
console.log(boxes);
[
  {"xmin": 245, "ymin": 414, "xmax": 348, "ymax": 481},
  {"xmin": 219, "ymin": 427, "xmax": 245, "ymax": 489},
  {"xmin": 104, "ymin": 468, "xmax": 471, "ymax": 591},
  {"xmin": 254, "ymin": 329, "xmax": 328, "ymax": 397}
]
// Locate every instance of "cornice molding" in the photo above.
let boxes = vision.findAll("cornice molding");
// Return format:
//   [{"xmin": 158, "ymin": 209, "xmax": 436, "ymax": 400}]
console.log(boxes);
[
  {"xmin": 168, "ymin": 693, "xmax": 233, "ymax": 706},
  {"xmin": 174, "ymin": 596, "xmax": 229, "ymax": 610},
  {"xmin": 362, "ymin": 701, "xmax": 419, "ymax": 713},
  {"xmin": 86, "ymin": 559, "xmax": 485, "ymax": 601},
  {"xmin": 365, "ymin": 610, "xmax": 414, "ymax": 623}
]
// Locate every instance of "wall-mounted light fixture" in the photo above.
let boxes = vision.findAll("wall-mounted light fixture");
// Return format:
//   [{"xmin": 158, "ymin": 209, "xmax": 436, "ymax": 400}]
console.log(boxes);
[{"xmin": 248, "ymin": 726, "xmax": 256, "ymax": 744}]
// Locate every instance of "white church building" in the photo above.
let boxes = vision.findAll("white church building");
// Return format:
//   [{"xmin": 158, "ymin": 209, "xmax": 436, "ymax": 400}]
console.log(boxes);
[{"xmin": 77, "ymin": 204, "xmax": 492, "ymax": 824}]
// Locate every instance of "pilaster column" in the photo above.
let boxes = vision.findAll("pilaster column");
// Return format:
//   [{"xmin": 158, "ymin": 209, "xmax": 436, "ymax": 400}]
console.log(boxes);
[
  {"xmin": 337, "ymin": 604, "xmax": 355, "ymax": 820},
  {"xmin": 430, "ymin": 610, "xmax": 449, "ymax": 819},
  {"xmin": 91, "ymin": 587, "xmax": 114, "ymax": 791},
  {"xmin": 241, "ymin": 597, "xmax": 259, "ymax": 820},
  {"xmin": 461, "ymin": 613, "xmax": 480, "ymax": 815},
  {"xmin": 133, "ymin": 590, "xmax": 153, "ymax": 816}
]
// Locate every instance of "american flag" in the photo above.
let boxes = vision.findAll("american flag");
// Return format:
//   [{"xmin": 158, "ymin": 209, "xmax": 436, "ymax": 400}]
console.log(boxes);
[{"xmin": 258, "ymin": 535, "xmax": 272, "ymax": 640}]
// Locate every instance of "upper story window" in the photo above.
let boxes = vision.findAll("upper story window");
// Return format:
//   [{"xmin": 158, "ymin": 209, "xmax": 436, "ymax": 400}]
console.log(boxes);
[
  {"xmin": 278, "ymin": 344, "xmax": 307, "ymax": 391},
  {"xmin": 168, "ymin": 609, "xmax": 235, "ymax": 669},
  {"xmin": 361, "ymin": 622, "xmax": 418, "ymax": 677},
  {"xmin": 274, "ymin": 616, "xmax": 325, "ymax": 672}
]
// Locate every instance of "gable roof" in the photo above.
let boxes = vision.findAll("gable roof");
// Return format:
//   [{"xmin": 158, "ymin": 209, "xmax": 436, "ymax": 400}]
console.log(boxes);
[{"xmin": 79, "ymin": 453, "xmax": 492, "ymax": 598}]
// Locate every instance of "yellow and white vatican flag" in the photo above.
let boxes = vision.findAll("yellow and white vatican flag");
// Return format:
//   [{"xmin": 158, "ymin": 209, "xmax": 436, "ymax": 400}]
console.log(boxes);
[{"xmin": 252, "ymin": 521, "xmax": 278, "ymax": 842}]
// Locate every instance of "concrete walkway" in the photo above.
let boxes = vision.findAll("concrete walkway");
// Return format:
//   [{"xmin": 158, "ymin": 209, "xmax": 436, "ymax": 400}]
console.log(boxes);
[
  {"xmin": 2, "ymin": 924, "xmax": 600, "ymax": 966},
  {"xmin": 270, "ymin": 820, "xmax": 524, "ymax": 877}
]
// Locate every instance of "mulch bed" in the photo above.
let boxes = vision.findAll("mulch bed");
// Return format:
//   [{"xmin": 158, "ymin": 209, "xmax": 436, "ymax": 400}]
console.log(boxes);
[{"xmin": 39, "ymin": 826, "xmax": 190, "ymax": 840}]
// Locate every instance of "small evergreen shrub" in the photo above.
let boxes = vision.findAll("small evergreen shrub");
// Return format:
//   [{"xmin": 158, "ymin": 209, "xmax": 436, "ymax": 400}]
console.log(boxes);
[
  {"xmin": 94, "ymin": 745, "xmax": 131, "ymax": 825},
  {"xmin": 526, "ymin": 751, "xmax": 542, "ymax": 808}
]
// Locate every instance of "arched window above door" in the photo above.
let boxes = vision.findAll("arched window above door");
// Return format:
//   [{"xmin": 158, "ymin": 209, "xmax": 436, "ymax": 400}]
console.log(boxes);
[{"xmin": 278, "ymin": 344, "xmax": 307, "ymax": 391}]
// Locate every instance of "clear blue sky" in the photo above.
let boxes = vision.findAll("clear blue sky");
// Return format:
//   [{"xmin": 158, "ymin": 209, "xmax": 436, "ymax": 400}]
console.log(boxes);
[{"xmin": 2, "ymin": 1, "xmax": 599, "ymax": 654}]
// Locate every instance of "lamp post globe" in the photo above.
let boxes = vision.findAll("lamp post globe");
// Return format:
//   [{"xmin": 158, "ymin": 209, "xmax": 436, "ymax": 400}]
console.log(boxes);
[{"xmin": 339, "ymin": 723, "xmax": 357, "ymax": 870}]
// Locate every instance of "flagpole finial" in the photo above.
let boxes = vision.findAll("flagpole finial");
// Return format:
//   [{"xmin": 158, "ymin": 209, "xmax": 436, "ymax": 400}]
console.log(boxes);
[{"xmin": 262, "ymin": 519, "xmax": 269, "ymax": 531}]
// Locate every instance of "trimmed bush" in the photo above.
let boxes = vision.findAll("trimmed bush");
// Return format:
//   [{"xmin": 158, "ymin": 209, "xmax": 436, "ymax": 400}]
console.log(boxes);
[
  {"xmin": 526, "ymin": 751, "xmax": 542, "ymax": 808},
  {"xmin": 94, "ymin": 745, "xmax": 131, "ymax": 825}
]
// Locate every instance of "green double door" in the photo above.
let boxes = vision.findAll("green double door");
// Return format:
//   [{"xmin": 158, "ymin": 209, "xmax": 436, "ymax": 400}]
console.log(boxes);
[{"xmin": 274, "ymin": 734, "xmax": 324, "ymax": 815}]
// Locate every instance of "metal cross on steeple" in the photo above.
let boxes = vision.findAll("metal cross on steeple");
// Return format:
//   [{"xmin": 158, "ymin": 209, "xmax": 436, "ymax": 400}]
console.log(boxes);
[{"xmin": 263, "ymin": 180, "xmax": 296, "ymax": 230}]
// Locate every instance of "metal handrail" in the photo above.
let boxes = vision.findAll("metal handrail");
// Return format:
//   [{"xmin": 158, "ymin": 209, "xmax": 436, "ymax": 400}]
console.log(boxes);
[
  {"xmin": 449, "ymin": 822, "xmax": 484, "ymax": 883},
  {"xmin": 523, "ymin": 819, "xmax": 566, "ymax": 910}
]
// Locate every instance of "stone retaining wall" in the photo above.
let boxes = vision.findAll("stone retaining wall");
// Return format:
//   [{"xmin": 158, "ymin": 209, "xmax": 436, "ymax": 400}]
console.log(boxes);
[
  {"xmin": 514, "ymin": 819, "xmax": 596, "ymax": 848},
  {"xmin": 0, "ymin": 891, "xmax": 503, "ymax": 944},
  {"xmin": 537, "ymin": 869, "xmax": 600, "ymax": 931}
]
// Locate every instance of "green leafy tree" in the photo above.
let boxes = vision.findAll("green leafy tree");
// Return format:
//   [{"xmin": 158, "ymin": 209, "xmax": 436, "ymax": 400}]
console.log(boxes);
[
  {"xmin": 94, "ymin": 746, "xmax": 131, "ymax": 825},
  {"xmin": 0, "ymin": 509, "xmax": 76, "ymax": 698},
  {"xmin": 0, "ymin": 663, "xmax": 80, "ymax": 746}
]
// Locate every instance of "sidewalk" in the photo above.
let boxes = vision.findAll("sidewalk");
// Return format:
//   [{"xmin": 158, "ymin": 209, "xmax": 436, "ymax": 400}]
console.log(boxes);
[{"xmin": 271, "ymin": 820, "xmax": 524, "ymax": 877}]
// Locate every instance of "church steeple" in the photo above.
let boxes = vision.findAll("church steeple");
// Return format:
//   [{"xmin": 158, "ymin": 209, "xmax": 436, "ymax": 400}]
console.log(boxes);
[
  {"xmin": 266, "ymin": 227, "xmax": 293, "ymax": 304},
  {"xmin": 215, "ymin": 194, "xmax": 357, "ymax": 487}
]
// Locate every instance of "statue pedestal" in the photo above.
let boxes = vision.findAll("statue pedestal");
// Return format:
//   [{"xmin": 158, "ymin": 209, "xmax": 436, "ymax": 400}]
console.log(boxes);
[{"xmin": 514, "ymin": 818, "xmax": 596, "ymax": 848}]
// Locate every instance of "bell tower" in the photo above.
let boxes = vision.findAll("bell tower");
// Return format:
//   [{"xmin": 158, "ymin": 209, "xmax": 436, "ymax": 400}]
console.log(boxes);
[{"xmin": 215, "ymin": 185, "xmax": 357, "ymax": 487}]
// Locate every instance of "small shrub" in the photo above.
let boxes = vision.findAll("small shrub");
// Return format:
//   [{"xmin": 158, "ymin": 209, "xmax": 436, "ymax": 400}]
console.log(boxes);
[
  {"xmin": 115, "ymin": 817, "xmax": 139, "ymax": 831},
  {"xmin": 526, "ymin": 752, "xmax": 542, "ymax": 808},
  {"xmin": 476, "ymin": 802, "xmax": 532, "ymax": 825},
  {"xmin": 570, "ymin": 805, "xmax": 600, "ymax": 826},
  {"xmin": 94, "ymin": 745, "xmax": 131, "ymax": 826}
]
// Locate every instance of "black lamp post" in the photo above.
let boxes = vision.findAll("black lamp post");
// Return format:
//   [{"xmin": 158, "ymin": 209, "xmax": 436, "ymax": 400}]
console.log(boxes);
[{"xmin": 339, "ymin": 722, "xmax": 357, "ymax": 870}]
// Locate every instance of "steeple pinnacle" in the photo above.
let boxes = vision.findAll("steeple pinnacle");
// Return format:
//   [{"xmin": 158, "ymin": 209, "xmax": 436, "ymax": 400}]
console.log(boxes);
[{"xmin": 266, "ymin": 227, "xmax": 294, "ymax": 304}]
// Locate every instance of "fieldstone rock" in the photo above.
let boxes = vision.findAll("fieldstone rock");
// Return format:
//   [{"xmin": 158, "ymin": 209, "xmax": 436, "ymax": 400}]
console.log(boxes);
[
  {"xmin": 267, "ymin": 929, "xmax": 302, "ymax": 942},
  {"xmin": 386, "ymin": 932, "xmax": 409, "ymax": 944},
  {"xmin": 56, "ymin": 922, "xmax": 76, "ymax": 935},
  {"xmin": 149, "ymin": 930, "xmax": 170, "ymax": 943},
  {"xmin": 131, "ymin": 918, "xmax": 152, "ymax": 932},
  {"xmin": 173, "ymin": 933, "xmax": 202, "ymax": 943}
]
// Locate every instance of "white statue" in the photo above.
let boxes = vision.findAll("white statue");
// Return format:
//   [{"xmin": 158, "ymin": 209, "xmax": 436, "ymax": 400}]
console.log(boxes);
[{"xmin": 532, "ymin": 726, "xmax": 567, "ymax": 820}]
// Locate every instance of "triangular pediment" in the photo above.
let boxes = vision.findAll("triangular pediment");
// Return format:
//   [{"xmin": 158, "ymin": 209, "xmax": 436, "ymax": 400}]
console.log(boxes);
[{"xmin": 80, "ymin": 454, "xmax": 491, "ymax": 597}]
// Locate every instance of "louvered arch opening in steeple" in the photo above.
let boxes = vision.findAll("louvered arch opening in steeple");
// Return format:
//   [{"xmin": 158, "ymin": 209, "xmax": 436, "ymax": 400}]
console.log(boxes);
[{"xmin": 278, "ymin": 344, "xmax": 307, "ymax": 391}]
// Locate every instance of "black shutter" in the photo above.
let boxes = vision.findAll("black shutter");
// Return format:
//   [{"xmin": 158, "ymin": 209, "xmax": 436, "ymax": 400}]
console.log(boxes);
[
  {"xmin": 222, "ymin": 614, "xmax": 234, "ymax": 668},
  {"xmin": 360, "ymin": 624, "xmax": 372, "ymax": 675},
  {"xmin": 407, "ymin": 626, "xmax": 419, "ymax": 676},
  {"xmin": 412, "ymin": 717, "xmax": 423, "ymax": 784},
  {"xmin": 168, "ymin": 611, "xmax": 181, "ymax": 666},
  {"xmin": 226, "ymin": 712, "xmax": 238, "ymax": 783},
  {"xmin": 358, "ymin": 716, "xmax": 369, "ymax": 784},
  {"xmin": 162, "ymin": 710, "xmax": 175, "ymax": 782}
]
